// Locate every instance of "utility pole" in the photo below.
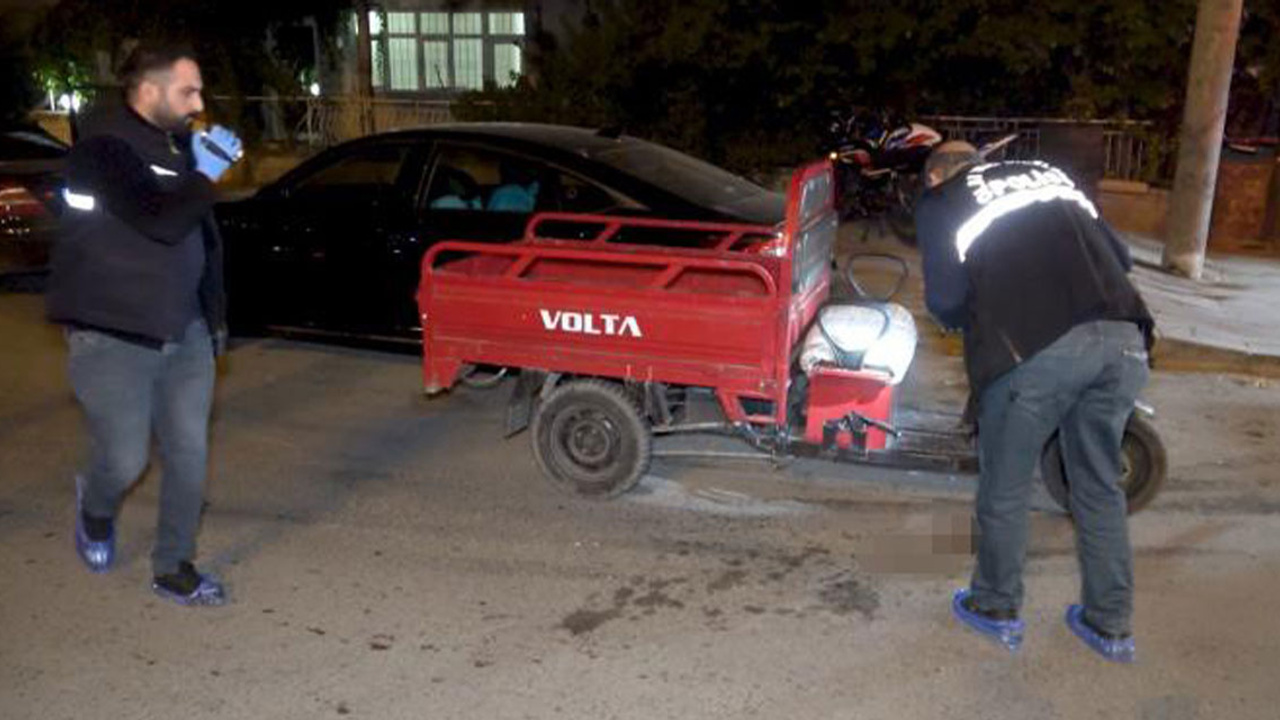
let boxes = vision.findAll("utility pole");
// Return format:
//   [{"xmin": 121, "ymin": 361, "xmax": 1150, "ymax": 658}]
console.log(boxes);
[{"xmin": 1162, "ymin": 0, "xmax": 1244, "ymax": 280}]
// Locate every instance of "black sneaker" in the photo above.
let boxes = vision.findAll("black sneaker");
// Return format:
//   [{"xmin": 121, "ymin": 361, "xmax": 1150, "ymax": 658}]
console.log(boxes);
[
  {"xmin": 152, "ymin": 562, "xmax": 226, "ymax": 607},
  {"xmin": 74, "ymin": 475, "xmax": 115, "ymax": 573}
]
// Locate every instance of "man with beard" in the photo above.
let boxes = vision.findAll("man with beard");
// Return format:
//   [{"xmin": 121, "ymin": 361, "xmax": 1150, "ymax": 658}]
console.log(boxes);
[{"xmin": 47, "ymin": 43, "xmax": 242, "ymax": 605}]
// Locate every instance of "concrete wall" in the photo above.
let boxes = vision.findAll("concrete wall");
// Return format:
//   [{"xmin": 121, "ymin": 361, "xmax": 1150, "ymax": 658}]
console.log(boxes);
[
  {"xmin": 1099, "ymin": 153, "xmax": 1280, "ymax": 256},
  {"xmin": 1208, "ymin": 150, "xmax": 1278, "ymax": 253},
  {"xmin": 1098, "ymin": 180, "xmax": 1170, "ymax": 241}
]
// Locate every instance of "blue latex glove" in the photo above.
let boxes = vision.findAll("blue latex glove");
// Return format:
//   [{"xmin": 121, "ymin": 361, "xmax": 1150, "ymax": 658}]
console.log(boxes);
[{"xmin": 191, "ymin": 125, "xmax": 242, "ymax": 182}]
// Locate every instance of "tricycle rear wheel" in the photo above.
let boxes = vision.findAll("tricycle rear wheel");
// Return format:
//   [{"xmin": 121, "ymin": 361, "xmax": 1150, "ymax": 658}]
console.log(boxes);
[
  {"xmin": 532, "ymin": 379, "xmax": 651, "ymax": 499},
  {"xmin": 1040, "ymin": 413, "xmax": 1166, "ymax": 515}
]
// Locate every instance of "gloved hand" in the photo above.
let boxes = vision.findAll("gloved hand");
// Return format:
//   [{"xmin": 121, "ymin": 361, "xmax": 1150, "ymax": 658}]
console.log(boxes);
[{"xmin": 191, "ymin": 125, "xmax": 242, "ymax": 182}]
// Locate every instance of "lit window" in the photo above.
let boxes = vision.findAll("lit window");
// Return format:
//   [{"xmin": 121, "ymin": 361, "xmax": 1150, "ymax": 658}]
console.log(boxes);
[
  {"xmin": 424, "ymin": 40, "xmax": 449, "ymax": 89},
  {"xmin": 453, "ymin": 12, "xmax": 482, "ymax": 35},
  {"xmin": 367, "ymin": 10, "xmax": 525, "ymax": 92},
  {"xmin": 489, "ymin": 12, "xmax": 525, "ymax": 36},
  {"xmin": 493, "ymin": 44, "xmax": 522, "ymax": 88},
  {"xmin": 386, "ymin": 11, "xmax": 415, "ymax": 34},
  {"xmin": 420, "ymin": 12, "xmax": 449, "ymax": 35},
  {"xmin": 388, "ymin": 38, "xmax": 419, "ymax": 91},
  {"xmin": 371, "ymin": 41, "xmax": 384, "ymax": 88},
  {"xmin": 453, "ymin": 38, "xmax": 483, "ymax": 90}
]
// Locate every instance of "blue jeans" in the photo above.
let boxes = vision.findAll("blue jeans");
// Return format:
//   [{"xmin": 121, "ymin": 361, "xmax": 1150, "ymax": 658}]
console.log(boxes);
[
  {"xmin": 67, "ymin": 319, "xmax": 215, "ymax": 576},
  {"xmin": 971, "ymin": 320, "xmax": 1148, "ymax": 635}
]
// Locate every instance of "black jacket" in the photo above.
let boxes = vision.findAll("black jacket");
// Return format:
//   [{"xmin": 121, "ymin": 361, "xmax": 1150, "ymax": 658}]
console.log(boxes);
[
  {"xmin": 47, "ymin": 104, "xmax": 226, "ymax": 351},
  {"xmin": 915, "ymin": 159, "xmax": 1154, "ymax": 395}
]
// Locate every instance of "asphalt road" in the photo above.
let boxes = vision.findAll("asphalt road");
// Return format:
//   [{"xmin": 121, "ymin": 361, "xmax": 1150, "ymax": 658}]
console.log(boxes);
[{"xmin": 2, "ymin": 289, "xmax": 1278, "ymax": 720}]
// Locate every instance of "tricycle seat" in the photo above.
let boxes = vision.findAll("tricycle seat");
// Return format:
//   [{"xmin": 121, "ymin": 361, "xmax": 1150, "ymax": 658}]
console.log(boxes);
[{"xmin": 799, "ymin": 302, "xmax": 917, "ymax": 385}]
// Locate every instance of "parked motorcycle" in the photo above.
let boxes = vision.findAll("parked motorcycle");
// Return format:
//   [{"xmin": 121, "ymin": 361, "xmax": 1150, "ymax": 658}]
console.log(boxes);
[{"xmin": 827, "ymin": 110, "xmax": 943, "ymax": 239}]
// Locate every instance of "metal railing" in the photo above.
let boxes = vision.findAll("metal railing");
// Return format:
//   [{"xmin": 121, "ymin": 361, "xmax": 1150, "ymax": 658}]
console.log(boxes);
[
  {"xmin": 1102, "ymin": 129, "xmax": 1152, "ymax": 184},
  {"xmin": 920, "ymin": 115, "xmax": 1168, "ymax": 185},
  {"xmin": 211, "ymin": 96, "xmax": 455, "ymax": 148},
  {"xmin": 206, "ymin": 99, "xmax": 1171, "ymax": 185}
]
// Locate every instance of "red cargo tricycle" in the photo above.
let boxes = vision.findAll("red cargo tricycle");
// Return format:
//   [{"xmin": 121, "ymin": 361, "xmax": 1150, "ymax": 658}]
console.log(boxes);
[{"xmin": 416, "ymin": 161, "xmax": 1165, "ymax": 514}]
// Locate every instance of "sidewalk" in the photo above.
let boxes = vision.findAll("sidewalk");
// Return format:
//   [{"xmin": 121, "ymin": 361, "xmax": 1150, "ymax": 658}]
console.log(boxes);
[{"xmin": 1125, "ymin": 234, "xmax": 1280, "ymax": 378}]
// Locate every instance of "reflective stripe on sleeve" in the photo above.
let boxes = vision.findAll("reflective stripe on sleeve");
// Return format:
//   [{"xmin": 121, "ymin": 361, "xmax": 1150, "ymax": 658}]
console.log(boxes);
[{"xmin": 62, "ymin": 189, "xmax": 96, "ymax": 211}]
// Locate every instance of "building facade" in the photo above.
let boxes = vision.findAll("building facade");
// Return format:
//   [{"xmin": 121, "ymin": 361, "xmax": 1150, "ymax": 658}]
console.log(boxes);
[{"xmin": 337, "ymin": 0, "xmax": 590, "ymax": 98}]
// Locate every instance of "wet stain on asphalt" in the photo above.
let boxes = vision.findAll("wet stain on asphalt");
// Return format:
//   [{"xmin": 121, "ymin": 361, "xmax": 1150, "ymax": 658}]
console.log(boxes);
[
  {"xmin": 560, "ymin": 607, "xmax": 624, "ymax": 636},
  {"xmin": 632, "ymin": 588, "xmax": 685, "ymax": 611},
  {"xmin": 816, "ymin": 571, "xmax": 880, "ymax": 619},
  {"xmin": 559, "ymin": 543, "xmax": 877, "ymax": 635},
  {"xmin": 707, "ymin": 569, "xmax": 748, "ymax": 593},
  {"xmin": 781, "ymin": 545, "xmax": 832, "ymax": 569}
]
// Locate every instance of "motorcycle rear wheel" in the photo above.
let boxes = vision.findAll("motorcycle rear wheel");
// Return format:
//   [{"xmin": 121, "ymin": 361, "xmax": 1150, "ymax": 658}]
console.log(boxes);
[{"xmin": 1040, "ymin": 413, "xmax": 1166, "ymax": 515}]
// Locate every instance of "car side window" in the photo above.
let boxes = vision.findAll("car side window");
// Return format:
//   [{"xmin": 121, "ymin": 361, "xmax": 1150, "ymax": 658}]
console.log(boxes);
[
  {"xmin": 550, "ymin": 172, "xmax": 634, "ymax": 214},
  {"xmin": 288, "ymin": 143, "xmax": 412, "ymax": 198},
  {"xmin": 425, "ymin": 145, "xmax": 544, "ymax": 214}
]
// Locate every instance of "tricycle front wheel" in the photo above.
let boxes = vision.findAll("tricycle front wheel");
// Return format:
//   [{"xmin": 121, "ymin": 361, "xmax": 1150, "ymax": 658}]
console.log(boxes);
[
  {"xmin": 532, "ymin": 379, "xmax": 651, "ymax": 499},
  {"xmin": 1040, "ymin": 413, "xmax": 1167, "ymax": 515}
]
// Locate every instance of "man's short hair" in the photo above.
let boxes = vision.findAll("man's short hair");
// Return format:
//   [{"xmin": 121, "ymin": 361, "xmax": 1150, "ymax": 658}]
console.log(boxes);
[
  {"xmin": 924, "ymin": 141, "xmax": 981, "ymax": 184},
  {"xmin": 118, "ymin": 43, "xmax": 197, "ymax": 97}
]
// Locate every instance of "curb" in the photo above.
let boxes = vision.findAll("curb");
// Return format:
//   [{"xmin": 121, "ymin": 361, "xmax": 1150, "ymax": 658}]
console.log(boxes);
[{"xmin": 1153, "ymin": 338, "xmax": 1280, "ymax": 380}]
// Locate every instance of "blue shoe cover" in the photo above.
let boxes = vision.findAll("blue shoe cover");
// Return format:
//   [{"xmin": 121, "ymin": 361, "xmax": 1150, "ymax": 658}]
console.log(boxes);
[
  {"xmin": 951, "ymin": 588, "xmax": 1024, "ymax": 652},
  {"xmin": 1065, "ymin": 605, "xmax": 1135, "ymax": 663},
  {"xmin": 74, "ymin": 476, "xmax": 114, "ymax": 573}
]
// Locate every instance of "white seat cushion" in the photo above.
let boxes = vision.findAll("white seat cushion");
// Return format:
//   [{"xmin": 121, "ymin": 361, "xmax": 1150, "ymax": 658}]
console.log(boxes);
[{"xmin": 800, "ymin": 303, "xmax": 918, "ymax": 384}]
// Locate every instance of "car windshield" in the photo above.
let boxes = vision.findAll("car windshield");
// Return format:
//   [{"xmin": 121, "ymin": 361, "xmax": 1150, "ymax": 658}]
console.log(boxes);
[{"xmin": 590, "ymin": 140, "xmax": 778, "ymax": 219}]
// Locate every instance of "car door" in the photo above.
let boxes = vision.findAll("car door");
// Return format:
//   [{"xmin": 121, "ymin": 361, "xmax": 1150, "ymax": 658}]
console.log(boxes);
[
  {"xmin": 419, "ymin": 142, "xmax": 551, "ymax": 248},
  {"xmin": 370, "ymin": 142, "xmax": 553, "ymax": 336},
  {"xmin": 256, "ymin": 139, "xmax": 426, "ymax": 337}
]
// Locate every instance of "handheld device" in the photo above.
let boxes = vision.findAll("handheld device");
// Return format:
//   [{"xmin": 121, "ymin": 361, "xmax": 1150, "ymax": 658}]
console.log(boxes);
[{"xmin": 198, "ymin": 131, "xmax": 242, "ymax": 163}]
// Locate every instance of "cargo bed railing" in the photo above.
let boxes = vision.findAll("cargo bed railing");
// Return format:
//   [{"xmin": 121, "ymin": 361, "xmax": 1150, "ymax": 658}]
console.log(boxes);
[
  {"xmin": 421, "ymin": 239, "xmax": 781, "ymax": 297},
  {"xmin": 522, "ymin": 212, "xmax": 779, "ymax": 253}
]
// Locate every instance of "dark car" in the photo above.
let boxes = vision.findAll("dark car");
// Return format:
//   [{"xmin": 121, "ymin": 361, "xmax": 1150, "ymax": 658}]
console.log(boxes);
[
  {"xmin": 218, "ymin": 122, "xmax": 785, "ymax": 342},
  {"xmin": 0, "ymin": 126, "xmax": 66, "ymax": 283}
]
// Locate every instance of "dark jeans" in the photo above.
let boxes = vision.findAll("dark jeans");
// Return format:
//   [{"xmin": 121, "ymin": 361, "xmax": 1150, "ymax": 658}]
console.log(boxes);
[
  {"xmin": 67, "ymin": 319, "xmax": 215, "ymax": 576},
  {"xmin": 971, "ymin": 320, "xmax": 1148, "ymax": 635}
]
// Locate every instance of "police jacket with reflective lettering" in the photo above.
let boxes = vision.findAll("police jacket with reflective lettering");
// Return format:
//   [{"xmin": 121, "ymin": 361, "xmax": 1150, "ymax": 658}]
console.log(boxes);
[
  {"xmin": 914, "ymin": 159, "xmax": 1154, "ymax": 395},
  {"xmin": 47, "ymin": 104, "xmax": 226, "ymax": 351}
]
